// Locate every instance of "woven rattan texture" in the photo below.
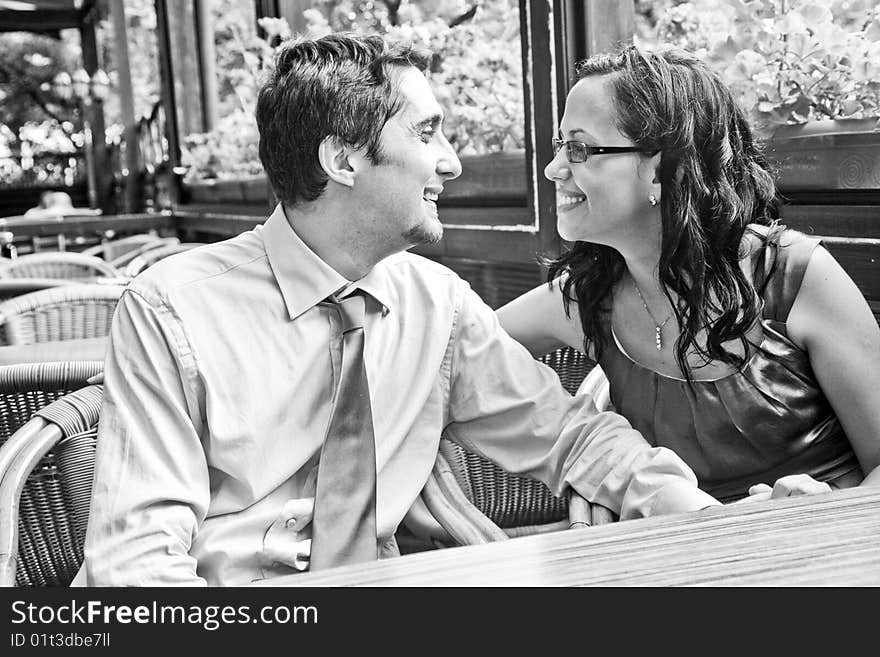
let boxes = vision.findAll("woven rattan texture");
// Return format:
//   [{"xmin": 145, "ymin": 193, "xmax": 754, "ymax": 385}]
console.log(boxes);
[
  {"xmin": 0, "ymin": 284, "xmax": 124, "ymax": 345},
  {"xmin": 0, "ymin": 253, "xmax": 119, "ymax": 280},
  {"xmin": 0, "ymin": 363, "xmax": 102, "ymax": 586},
  {"xmin": 442, "ymin": 346, "xmax": 595, "ymax": 528}
]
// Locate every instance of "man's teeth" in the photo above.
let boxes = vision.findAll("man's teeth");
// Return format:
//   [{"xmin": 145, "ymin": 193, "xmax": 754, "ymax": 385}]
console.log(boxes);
[{"xmin": 423, "ymin": 192, "xmax": 439, "ymax": 201}]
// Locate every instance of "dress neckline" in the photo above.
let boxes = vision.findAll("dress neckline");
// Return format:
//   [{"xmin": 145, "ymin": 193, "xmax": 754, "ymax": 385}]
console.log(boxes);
[{"xmin": 608, "ymin": 292, "xmax": 769, "ymax": 384}]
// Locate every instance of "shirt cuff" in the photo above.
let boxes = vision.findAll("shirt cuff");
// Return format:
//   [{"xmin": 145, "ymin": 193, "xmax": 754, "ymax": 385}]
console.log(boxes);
[{"xmin": 649, "ymin": 482, "xmax": 722, "ymax": 516}]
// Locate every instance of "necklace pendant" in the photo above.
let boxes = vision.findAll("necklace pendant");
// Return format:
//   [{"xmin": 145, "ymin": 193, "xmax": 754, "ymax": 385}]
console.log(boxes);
[{"xmin": 655, "ymin": 326, "xmax": 662, "ymax": 350}]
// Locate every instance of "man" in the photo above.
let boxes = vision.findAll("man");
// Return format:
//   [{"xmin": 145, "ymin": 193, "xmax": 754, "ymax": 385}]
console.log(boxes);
[{"xmin": 80, "ymin": 33, "xmax": 719, "ymax": 586}]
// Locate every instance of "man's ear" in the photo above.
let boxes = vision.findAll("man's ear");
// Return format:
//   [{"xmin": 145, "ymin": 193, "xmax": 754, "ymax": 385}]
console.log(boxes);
[{"xmin": 317, "ymin": 136, "xmax": 358, "ymax": 188}]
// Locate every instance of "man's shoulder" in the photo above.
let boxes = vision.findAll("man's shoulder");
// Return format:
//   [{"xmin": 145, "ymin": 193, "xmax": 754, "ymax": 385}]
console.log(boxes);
[
  {"xmin": 377, "ymin": 251, "xmax": 499, "ymax": 325},
  {"xmin": 380, "ymin": 250, "xmax": 462, "ymax": 284},
  {"xmin": 129, "ymin": 230, "xmax": 267, "ymax": 299}
]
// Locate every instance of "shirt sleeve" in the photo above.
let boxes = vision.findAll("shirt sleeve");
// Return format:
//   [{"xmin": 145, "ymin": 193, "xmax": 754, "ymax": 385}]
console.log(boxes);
[
  {"xmin": 443, "ymin": 282, "xmax": 720, "ymax": 520},
  {"xmin": 82, "ymin": 288, "xmax": 210, "ymax": 586}
]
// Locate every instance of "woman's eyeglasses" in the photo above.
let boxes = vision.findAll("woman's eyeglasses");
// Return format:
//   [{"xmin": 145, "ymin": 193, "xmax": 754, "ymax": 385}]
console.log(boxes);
[{"xmin": 552, "ymin": 138, "xmax": 653, "ymax": 164}]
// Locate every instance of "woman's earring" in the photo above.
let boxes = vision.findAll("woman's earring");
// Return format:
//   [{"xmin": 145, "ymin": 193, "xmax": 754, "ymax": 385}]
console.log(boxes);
[{"xmin": 648, "ymin": 193, "xmax": 659, "ymax": 207}]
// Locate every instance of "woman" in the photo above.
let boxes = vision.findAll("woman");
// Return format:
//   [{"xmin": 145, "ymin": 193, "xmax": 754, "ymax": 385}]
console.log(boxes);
[{"xmin": 498, "ymin": 46, "xmax": 880, "ymax": 502}]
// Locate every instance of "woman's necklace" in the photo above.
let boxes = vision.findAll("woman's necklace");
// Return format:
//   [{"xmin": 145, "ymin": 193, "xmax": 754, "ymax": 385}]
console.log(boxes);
[{"xmin": 630, "ymin": 275, "xmax": 673, "ymax": 351}]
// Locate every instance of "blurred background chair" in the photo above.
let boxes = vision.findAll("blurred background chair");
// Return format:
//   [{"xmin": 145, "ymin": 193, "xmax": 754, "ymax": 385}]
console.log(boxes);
[
  {"xmin": 0, "ymin": 285, "xmax": 125, "ymax": 346},
  {"xmin": 0, "ymin": 279, "xmax": 71, "ymax": 303},
  {"xmin": 0, "ymin": 361, "xmax": 103, "ymax": 586},
  {"xmin": 81, "ymin": 232, "xmax": 164, "ymax": 263},
  {"xmin": 0, "ymin": 253, "xmax": 119, "ymax": 281},
  {"xmin": 123, "ymin": 242, "xmax": 204, "ymax": 277},
  {"xmin": 107, "ymin": 236, "xmax": 180, "ymax": 270}
]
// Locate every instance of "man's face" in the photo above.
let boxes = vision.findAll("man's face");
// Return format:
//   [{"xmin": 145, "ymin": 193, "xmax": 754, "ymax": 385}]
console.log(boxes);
[{"xmin": 353, "ymin": 66, "xmax": 462, "ymax": 248}]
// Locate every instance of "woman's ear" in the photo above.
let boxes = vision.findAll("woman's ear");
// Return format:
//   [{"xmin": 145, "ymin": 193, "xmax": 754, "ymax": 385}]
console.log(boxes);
[
  {"xmin": 649, "ymin": 150, "xmax": 662, "ymax": 185},
  {"xmin": 640, "ymin": 151, "xmax": 663, "ymax": 203},
  {"xmin": 317, "ymin": 136, "xmax": 357, "ymax": 188}
]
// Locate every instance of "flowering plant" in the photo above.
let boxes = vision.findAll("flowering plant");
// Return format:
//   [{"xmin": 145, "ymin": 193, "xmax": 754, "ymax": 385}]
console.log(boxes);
[
  {"xmin": 305, "ymin": 0, "xmax": 524, "ymax": 154},
  {"xmin": 643, "ymin": 0, "xmax": 880, "ymax": 137},
  {"xmin": 183, "ymin": 1, "xmax": 525, "ymax": 181}
]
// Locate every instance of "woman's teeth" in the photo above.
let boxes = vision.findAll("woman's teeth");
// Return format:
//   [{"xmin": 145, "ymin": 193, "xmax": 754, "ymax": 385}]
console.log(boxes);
[{"xmin": 557, "ymin": 194, "xmax": 586, "ymax": 212}]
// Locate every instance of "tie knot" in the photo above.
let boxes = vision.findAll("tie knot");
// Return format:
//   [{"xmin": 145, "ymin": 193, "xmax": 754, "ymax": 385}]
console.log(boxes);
[{"xmin": 332, "ymin": 292, "xmax": 365, "ymax": 333}]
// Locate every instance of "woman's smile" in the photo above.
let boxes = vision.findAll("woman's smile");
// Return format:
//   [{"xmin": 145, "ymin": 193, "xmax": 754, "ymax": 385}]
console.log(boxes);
[{"xmin": 556, "ymin": 191, "xmax": 587, "ymax": 213}]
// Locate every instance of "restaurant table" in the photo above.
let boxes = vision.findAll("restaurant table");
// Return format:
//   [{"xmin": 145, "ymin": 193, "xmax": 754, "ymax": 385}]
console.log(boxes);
[
  {"xmin": 259, "ymin": 486, "xmax": 880, "ymax": 586},
  {"xmin": 0, "ymin": 212, "xmax": 174, "ymax": 238}
]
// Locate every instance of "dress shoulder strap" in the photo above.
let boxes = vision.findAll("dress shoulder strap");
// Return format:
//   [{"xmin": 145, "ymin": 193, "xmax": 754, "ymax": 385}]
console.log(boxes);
[{"xmin": 753, "ymin": 225, "xmax": 822, "ymax": 322}]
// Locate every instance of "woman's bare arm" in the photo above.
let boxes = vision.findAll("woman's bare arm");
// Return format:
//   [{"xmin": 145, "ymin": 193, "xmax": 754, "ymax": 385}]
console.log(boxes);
[
  {"xmin": 787, "ymin": 245, "xmax": 880, "ymax": 485},
  {"xmin": 496, "ymin": 280, "xmax": 586, "ymax": 358}
]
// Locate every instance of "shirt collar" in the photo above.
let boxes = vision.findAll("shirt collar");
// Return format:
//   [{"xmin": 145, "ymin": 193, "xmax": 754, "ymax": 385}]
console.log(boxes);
[{"xmin": 261, "ymin": 204, "xmax": 396, "ymax": 320}]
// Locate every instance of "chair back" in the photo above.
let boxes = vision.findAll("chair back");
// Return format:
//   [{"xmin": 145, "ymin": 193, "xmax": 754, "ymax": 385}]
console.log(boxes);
[
  {"xmin": 437, "ymin": 346, "xmax": 596, "ymax": 531},
  {"xmin": 0, "ymin": 361, "xmax": 103, "ymax": 586},
  {"xmin": 81, "ymin": 232, "xmax": 162, "ymax": 262},
  {"xmin": 108, "ymin": 236, "xmax": 180, "ymax": 269},
  {"xmin": 0, "ymin": 253, "xmax": 119, "ymax": 280},
  {"xmin": 0, "ymin": 285, "xmax": 125, "ymax": 346},
  {"xmin": 124, "ymin": 242, "xmax": 204, "ymax": 278},
  {"xmin": 0, "ymin": 278, "xmax": 70, "ymax": 303}
]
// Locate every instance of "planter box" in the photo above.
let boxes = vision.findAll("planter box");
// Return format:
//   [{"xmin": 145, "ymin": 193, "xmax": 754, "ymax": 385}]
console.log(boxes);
[
  {"xmin": 182, "ymin": 154, "xmax": 529, "ymax": 208},
  {"xmin": 184, "ymin": 175, "xmax": 272, "ymax": 204},
  {"xmin": 441, "ymin": 151, "xmax": 527, "ymax": 206},
  {"xmin": 765, "ymin": 118, "xmax": 880, "ymax": 192}
]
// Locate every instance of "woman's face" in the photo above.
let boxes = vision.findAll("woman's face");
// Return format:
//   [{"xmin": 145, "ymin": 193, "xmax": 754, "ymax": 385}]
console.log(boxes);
[{"xmin": 545, "ymin": 75, "xmax": 660, "ymax": 249}]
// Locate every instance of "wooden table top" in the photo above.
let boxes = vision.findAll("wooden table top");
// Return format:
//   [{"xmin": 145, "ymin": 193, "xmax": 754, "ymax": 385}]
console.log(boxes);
[
  {"xmin": 0, "ymin": 337, "xmax": 107, "ymax": 365},
  {"xmin": 0, "ymin": 212, "xmax": 174, "ymax": 238},
  {"xmin": 261, "ymin": 486, "xmax": 880, "ymax": 586}
]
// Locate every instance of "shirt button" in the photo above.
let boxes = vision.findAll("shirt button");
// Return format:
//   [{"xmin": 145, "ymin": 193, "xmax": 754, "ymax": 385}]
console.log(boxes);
[{"xmin": 286, "ymin": 518, "xmax": 297, "ymax": 529}]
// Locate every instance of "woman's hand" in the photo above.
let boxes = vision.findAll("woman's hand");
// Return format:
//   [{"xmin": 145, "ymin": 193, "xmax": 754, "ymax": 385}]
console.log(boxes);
[{"xmin": 740, "ymin": 474, "xmax": 833, "ymax": 503}]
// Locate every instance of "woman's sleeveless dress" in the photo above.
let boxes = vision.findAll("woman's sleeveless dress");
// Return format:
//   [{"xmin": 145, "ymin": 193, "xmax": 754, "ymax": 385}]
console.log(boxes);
[{"xmin": 598, "ymin": 227, "xmax": 862, "ymax": 502}]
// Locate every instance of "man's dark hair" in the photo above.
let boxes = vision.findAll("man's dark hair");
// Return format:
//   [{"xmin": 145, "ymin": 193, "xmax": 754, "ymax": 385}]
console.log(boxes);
[{"xmin": 256, "ymin": 32, "xmax": 431, "ymax": 206}]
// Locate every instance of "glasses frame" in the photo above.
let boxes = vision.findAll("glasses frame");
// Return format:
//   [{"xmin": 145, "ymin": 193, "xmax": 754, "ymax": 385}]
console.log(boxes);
[{"xmin": 552, "ymin": 138, "xmax": 654, "ymax": 164}]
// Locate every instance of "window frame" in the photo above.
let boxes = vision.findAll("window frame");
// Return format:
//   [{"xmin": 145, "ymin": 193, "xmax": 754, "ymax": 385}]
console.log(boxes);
[{"xmin": 165, "ymin": 0, "xmax": 587, "ymax": 264}]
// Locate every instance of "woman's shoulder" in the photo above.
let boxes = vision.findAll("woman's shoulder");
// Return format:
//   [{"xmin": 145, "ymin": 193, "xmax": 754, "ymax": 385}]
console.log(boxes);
[
  {"xmin": 742, "ymin": 223, "xmax": 821, "ymax": 270},
  {"xmin": 743, "ymin": 223, "xmax": 823, "ymax": 321},
  {"xmin": 743, "ymin": 222, "xmax": 819, "ymax": 247}
]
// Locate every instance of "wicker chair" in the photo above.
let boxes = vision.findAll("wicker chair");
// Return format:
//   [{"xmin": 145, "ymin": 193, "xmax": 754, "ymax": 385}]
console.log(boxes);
[
  {"xmin": 0, "ymin": 253, "xmax": 119, "ymax": 280},
  {"xmin": 81, "ymin": 232, "xmax": 164, "ymax": 263},
  {"xmin": 0, "ymin": 285, "xmax": 125, "ymax": 346},
  {"xmin": 0, "ymin": 348, "xmax": 613, "ymax": 586},
  {"xmin": 0, "ymin": 361, "xmax": 103, "ymax": 586},
  {"xmin": 412, "ymin": 347, "xmax": 617, "ymax": 549},
  {"xmin": 107, "ymin": 237, "xmax": 181, "ymax": 270},
  {"xmin": 124, "ymin": 242, "xmax": 204, "ymax": 278},
  {"xmin": 0, "ymin": 278, "xmax": 70, "ymax": 303}
]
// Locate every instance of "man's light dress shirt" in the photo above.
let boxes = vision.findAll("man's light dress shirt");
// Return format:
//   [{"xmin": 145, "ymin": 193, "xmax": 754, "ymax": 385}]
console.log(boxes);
[{"xmin": 81, "ymin": 205, "xmax": 718, "ymax": 586}]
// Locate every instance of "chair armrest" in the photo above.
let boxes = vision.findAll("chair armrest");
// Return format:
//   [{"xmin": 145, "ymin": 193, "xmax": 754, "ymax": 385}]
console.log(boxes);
[
  {"xmin": 421, "ymin": 451, "xmax": 509, "ymax": 545},
  {"xmin": 0, "ymin": 384, "xmax": 102, "ymax": 586},
  {"xmin": 0, "ymin": 420, "xmax": 62, "ymax": 586}
]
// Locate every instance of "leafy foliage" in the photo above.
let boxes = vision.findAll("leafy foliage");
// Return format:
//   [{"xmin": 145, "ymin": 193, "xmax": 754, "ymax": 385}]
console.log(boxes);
[
  {"xmin": 0, "ymin": 31, "xmax": 82, "ymax": 186},
  {"xmin": 638, "ymin": 0, "xmax": 880, "ymax": 137},
  {"xmin": 182, "ymin": 0, "xmax": 524, "ymax": 181},
  {"xmin": 304, "ymin": 0, "xmax": 524, "ymax": 155}
]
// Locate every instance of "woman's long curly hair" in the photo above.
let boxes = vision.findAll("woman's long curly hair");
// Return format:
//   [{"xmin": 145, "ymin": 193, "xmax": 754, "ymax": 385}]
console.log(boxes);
[{"xmin": 546, "ymin": 46, "xmax": 778, "ymax": 383}]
